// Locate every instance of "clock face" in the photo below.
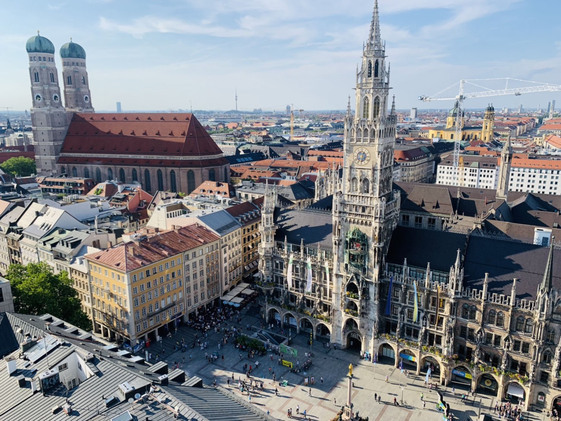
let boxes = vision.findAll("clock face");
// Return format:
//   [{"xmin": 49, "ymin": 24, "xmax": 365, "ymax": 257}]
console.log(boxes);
[
  {"xmin": 355, "ymin": 148, "xmax": 370, "ymax": 165},
  {"xmin": 35, "ymin": 94, "xmax": 42, "ymax": 102}
]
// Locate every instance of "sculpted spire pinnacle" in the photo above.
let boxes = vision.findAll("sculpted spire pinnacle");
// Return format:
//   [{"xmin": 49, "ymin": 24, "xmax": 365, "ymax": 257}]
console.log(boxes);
[{"xmin": 369, "ymin": 0, "xmax": 383, "ymax": 50}]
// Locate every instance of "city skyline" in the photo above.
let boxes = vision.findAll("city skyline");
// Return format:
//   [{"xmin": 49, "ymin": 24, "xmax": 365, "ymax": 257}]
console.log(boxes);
[{"xmin": 3, "ymin": 0, "xmax": 561, "ymax": 113}]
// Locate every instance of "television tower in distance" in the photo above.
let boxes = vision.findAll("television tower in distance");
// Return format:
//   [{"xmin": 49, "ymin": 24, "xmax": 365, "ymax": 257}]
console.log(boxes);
[{"xmin": 235, "ymin": 90, "xmax": 238, "ymax": 112}]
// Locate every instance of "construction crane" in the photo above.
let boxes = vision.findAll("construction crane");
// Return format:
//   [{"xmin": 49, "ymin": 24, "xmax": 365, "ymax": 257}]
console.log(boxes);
[
  {"xmin": 290, "ymin": 106, "xmax": 304, "ymax": 142},
  {"xmin": 419, "ymin": 78, "xmax": 561, "ymax": 169}
]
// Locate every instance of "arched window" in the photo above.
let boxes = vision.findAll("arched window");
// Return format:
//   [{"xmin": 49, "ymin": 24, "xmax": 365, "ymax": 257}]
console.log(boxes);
[
  {"xmin": 119, "ymin": 168, "xmax": 125, "ymax": 183},
  {"xmin": 209, "ymin": 168, "xmax": 216, "ymax": 181},
  {"xmin": 132, "ymin": 168, "xmax": 138, "ymax": 182},
  {"xmin": 373, "ymin": 96, "xmax": 381, "ymax": 119},
  {"xmin": 516, "ymin": 316, "xmax": 525, "ymax": 331},
  {"xmin": 157, "ymin": 169, "xmax": 164, "ymax": 191},
  {"xmin": 374, "ymin": 60, "xmax": 379, "ymax": 78},
  {"xmin": 368, "ymin": 61, "xmax": 372, "ymax": 77},
  {"xmin": 34, "ymin": 72, "xmax": 39, "ymax": 83},
  {"xmin": 487, "ymin": 309, "xmax": 496, "ymax": 325},
  {"xmin": 82, "ymin": 76, "xmax": 86, "ymax": 85},
  {"xmin": 170, "ymin": 170, "xmax": 177, "ymax": 192},
  {"xmin": 84, "ymin": 168, "xmax": 90, "ymax": 178},
  {"xmin": 144, "ymin": 169, "xmax": 152, "ymax": 192},
  {"xmin": 95, "ymin": 168, "xmax": 101, "ymax": 183},
  {"xmin": 543, "ymin": 351, "xmax": 552, "ymax": 364},
  {"xmin": 107, "ymin": 168, "xmax": 113, "ymax": 180},
  {"xmin": 546, "ymin": 329, "xmax": 555, "ymax": 343},
  {"xmin": 362, "ymin": 97, "xmax": 369, "ymax": 119},
  {"xmin": 351, "ymin": 177, "xmax": 358, "ymax": 192},
  {"xmin": 469, "ymin": 306, "xmax": 476, "ymax": 320},
  {"xmin": 461, "ymin": 303, "xmax": 470, "ymax": 319},
  {"xmin": 524, "ymin": 319, "xmax": 533, "ymax": 334},
  {"xmin": 187, "ymin": 170, "xmax": 195, "ymax": 194},
  {"xmin": 362, "ymin": 178, "xmax": 370, "ymax": 193},
  {"xmin": 496, "ymin": 312, "xmax": 504, "ymax": 328},
  {"xmin": 67, "ymin": 75, "xmax": 72, "ymax": 85},
  {"xmin": 72, "ymin": 167, "xmax": 77, "ymax": 177},
  {"xmin": 50, "ymin": 73, "xmax": 55, "ymax": 83},
  {"xmin": 224, "ymin": 167, "xmax": 229, "ymax": 182},
  {"xmin": 61, "ymin": 166, "xmax": 67, "ymax": 175}
]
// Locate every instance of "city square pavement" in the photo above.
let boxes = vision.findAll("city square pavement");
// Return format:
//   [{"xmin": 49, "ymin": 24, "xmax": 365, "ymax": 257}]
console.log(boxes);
[{"xmin": 144, "ymin": 302, "xmax": 543, "ymax": 421}]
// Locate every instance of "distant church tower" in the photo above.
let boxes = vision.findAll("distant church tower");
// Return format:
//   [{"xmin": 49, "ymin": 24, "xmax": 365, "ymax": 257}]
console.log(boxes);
[
  {"xmin": 60, "ymin": 40, "xmax": 94, "ymax": 113},
  {"xmin": 331, "ymin": 0, "xmax": 400, "ymax": 351},
  {"xmin": 446, "ymin": 100, "xmax": 465, "ymax": 130},
  {"xmin": 26, "ymin": 33, "xmax": 68, "ymax": 175},
  {"xmin": 481, "ymin": 104, "xmax": 495, "ymax": 142}
]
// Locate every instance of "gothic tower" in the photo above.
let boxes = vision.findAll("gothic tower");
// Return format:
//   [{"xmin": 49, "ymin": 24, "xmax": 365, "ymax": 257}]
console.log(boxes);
[
  {"xmin": 481, "ymin": 104, "xmax": 495, "ymax": 142},
  {"xmin": 496, "ymin": 135, "xmax": 512, "ymax": 201},
  {"xmin": 60, "ymin": 40, "xmax": 94, "ymax": 113},
  {"xmin": 26, "ymin": 33, "xmax": 68, "ymax": 175},
  {"xmin": 331, "ymin": 0, "xmax": 400, "ymax": 351}
]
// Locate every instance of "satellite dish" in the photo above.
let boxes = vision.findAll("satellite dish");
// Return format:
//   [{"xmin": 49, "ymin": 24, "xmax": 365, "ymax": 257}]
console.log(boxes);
[
  {"xmin": 128, "ymin": 398, "xmax": 133, "ymax": 404},
  {"xmin": 134, "ymin": 393, "xmax": 141, "ymax": 400}
]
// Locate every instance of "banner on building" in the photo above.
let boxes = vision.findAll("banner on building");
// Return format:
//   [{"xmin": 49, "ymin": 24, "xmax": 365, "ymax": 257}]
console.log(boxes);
[
  {"xmin": 305, "ymin": 257, "xmax": 313, "ymax": 293},
  {"xmin": 287, "ymin": 253, "xmax": 294, "ymax": 289}
]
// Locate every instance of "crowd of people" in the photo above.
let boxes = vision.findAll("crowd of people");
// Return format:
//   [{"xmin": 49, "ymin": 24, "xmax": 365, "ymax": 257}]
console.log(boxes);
[{"xmin": 494, "ymin": 402, "xmax": 524, "ymax": 420}]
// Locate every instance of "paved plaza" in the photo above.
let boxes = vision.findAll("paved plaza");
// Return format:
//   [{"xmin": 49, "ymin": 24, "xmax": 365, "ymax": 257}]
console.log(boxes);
[{"xmin": 141, "ymin": 303, "xmax": 543, "ymax": 421}]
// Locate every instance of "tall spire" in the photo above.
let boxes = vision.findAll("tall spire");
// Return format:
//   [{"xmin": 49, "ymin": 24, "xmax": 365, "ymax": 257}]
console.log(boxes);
[{"xmin": 369, "ymin": 0, "xmax": 383, "ymax": 49}]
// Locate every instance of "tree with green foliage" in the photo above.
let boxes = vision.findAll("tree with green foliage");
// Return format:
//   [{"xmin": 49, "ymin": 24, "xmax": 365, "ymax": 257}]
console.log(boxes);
[
  {"xmin": 0, "ymin": 156, "xmax": 36, "ymax": 176},
  {"xmin": 7, "ymin": 262, "xmax": 91, "ymax": 331}
]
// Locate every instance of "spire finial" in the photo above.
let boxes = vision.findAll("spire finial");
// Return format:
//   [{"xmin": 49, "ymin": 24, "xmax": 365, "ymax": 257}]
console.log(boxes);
[
  {"xmin": 391, "ymin": 95, "xmax": 396, "ymax": 114},
  {"xmin": 37, "ymin": 30, "xmax": 40, "ymax": 35},
  {"xmin": 70, "ymin": 37, "xmax": 72, "ymax": 42},
  {"xmin": 369, "ymin": 0, "xmax": 382, "ymax": 49},
  {"xmin": 347, "ymin": 96, "xmax": 352, "ymax": 116}
]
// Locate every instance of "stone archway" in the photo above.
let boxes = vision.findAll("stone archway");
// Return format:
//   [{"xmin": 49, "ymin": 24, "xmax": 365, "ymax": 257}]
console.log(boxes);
[
  {"xmin": 378, "ymin": 343, "xmax": 396, "ymax": 365},
  {"xmin": 398, "ymin": 349, "xmax": 418, "ymax": 371},
  {"xmin": 283, "ymin": 312, "xmax": 297, "ymax": 329},
  {"xmin": 450, "ymin": 365, "xmax": 473, "ymax": 391},
  {"xmin": 420, "ymin": 355, "xmax": 441, "ymax": 377},
  {"xmin": 299, "ymin": 317, "xmax": 313, "ymax": 333},
  {"xmin": 504, "ymin": 381, "xmax": 526, "ymax": 404},
  {"xmin": 346, "ymin": 331, "xmax": 362, "ymax": 351},
  {"xmin": 316, "ymin": 323, "xmax": 331, "ymax": 339},
  {"xmin": 552, "ymin": 395, "xmax": 561, "ymax": 416},
  {"xmin": 476, "ymin": 373, "xmax": 499, "ymax": 396},
  {"xmin": 268, "ymin": 308, "xmax": 280, "ymax": 324}
]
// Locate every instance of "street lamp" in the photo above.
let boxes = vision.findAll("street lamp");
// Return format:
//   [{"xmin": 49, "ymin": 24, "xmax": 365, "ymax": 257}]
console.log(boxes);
[{"xmin": 401, "ymin": 385, "xmax": 405, "ymax": 405}]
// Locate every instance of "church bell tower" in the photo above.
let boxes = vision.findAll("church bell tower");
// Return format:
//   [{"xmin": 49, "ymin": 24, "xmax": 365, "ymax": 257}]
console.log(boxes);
[{"xmin": 331, "ymin": 0, "xmax": 400, "ymax": 352}]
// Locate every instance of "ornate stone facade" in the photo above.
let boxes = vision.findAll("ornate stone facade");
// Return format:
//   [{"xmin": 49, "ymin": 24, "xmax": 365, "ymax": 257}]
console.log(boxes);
[{"xmin": 258, "ymin": 0, "xmax": 561, "ymax": 413}]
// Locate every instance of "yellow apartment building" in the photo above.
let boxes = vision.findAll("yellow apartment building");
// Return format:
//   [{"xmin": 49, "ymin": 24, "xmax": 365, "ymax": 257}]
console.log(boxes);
[{"xmin": 86, "ymin": 224, "xmax": 219, "ymax": 346}]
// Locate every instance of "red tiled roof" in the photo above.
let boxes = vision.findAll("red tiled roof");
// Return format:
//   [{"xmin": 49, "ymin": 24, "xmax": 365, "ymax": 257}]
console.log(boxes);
[
  {"xmin": 545, "ymin": 135, "xmax": 561, "ymax": 149},
  {"xmin": 59, "ymin": 113, "xmax": 225, "ymax": 164},
  {"xmin": 86, "ymin": 224, "xmax": 219, "ymax": 272}
]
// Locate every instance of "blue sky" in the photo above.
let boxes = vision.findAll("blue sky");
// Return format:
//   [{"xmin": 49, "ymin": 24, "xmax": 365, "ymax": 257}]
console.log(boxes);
[{"xmin": 3, "ymin": 0, "xmax": 561, "ymax": 112}]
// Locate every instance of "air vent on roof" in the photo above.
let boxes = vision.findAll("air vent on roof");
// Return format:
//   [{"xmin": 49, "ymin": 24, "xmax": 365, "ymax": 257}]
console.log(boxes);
[
  {"xmin": 147, "ymin": 116, "xmax": 152, "ymax": 120},
  {"xmin": 112, "ymin": 116, "xmax": 116, "ymax": 120},
  {"xmin": 181, "ymin": 131, "xmax": 185, "ymax": 136},
  {"xmin": 169, "ymin": 131, "xmax": 173, "ymax": 136},
  {"xmin": 130, "ymin": 131, "xmax": 135, "ymax": 135},
  {"xmin": 119, "ymin": 130, "xmax": 123, "ymax": 135},
  {"xmin": 173, "ymin": 117, "xmax": 177, "ymax": 121},
  {"xmin": 160, "ymin": 116, "xmax": 165, "ymax": 120},
  {"xmin": 124, "ymin": 116, "xmax": 128, "ymax": 120},
  {"xmin": 156, "ymin": 131, "xmax": 160, "ymax": 135}
]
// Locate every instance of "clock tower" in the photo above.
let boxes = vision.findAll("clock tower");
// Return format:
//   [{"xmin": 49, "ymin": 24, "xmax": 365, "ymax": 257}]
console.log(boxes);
[{"xmin": 331, "ymin": 0, "xmax": 400, "ymax": 353}]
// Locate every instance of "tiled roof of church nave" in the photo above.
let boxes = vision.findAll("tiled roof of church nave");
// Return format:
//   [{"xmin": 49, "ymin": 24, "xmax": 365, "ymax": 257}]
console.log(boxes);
[{"xmin": 60, "ymin": 113, "xmax": 224, "ymax": 158}]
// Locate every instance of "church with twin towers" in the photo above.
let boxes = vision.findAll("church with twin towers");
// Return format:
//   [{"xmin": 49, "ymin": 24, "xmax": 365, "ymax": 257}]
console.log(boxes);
[{"xmin": 26, "ymin": 33, "xmax": 94, "ymax": 174}]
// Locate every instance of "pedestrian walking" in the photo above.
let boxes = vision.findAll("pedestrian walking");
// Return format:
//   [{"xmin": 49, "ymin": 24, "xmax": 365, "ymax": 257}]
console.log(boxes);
[
  {"xmin": 334, "ymin": 397, "xmax": 337, "ymax": 405},
  {"xmin": 309, "ymin": 387, "xmax": 312, "ymax": 396},
  {"xmin": 320, "ymin": 376, "xmax": 324, "ymax": 384},
  {"xmin": 374, "ymin": 392, "xmax": 377, "ymax": 401},
  {"xmin": 296, "ymin": 405, "xmax": 300, "ymax": 414}
]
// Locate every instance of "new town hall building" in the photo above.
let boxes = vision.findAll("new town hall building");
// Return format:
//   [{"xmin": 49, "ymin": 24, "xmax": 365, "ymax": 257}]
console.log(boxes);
[{"xmin": 259, "ymin": 1, "xmax": 561, "ymax": 413}]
